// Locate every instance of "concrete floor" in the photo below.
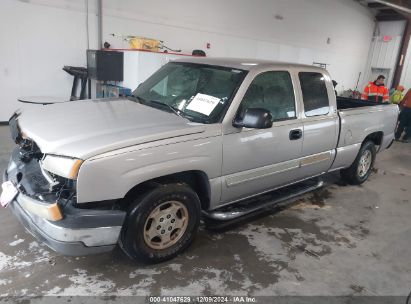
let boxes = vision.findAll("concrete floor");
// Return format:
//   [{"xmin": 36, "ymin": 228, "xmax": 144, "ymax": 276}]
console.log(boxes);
[{"xmin": 0, "ymin": 125, "xmax": 411, "ymax": 299}]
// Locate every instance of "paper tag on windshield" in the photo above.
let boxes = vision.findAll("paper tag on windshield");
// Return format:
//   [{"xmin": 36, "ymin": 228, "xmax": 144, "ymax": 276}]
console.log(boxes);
[{"xmin": 186, "ymin": 93, "xmax": 221, "ymax": 116}]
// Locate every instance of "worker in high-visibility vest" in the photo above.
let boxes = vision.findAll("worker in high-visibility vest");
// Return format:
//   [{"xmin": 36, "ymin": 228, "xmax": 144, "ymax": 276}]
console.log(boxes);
[
  {"xmin": 390, "ymin": 85, "xmax": 405, "ymax": 104},
  {"xmin": 361, "ymin": 75, "xmax": 390, "ymax": 103}
]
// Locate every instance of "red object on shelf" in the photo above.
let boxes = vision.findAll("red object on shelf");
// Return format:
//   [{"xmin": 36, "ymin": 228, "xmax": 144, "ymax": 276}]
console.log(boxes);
[{"xmin": 383, "ymin": 36, "xmax": 392, "ymax": 42}]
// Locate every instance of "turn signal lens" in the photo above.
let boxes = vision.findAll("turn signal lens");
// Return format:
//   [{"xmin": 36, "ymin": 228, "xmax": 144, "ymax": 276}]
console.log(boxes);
[
  {"xmin": 68, "ymin": 159, "xmax": 84, "ymax": 180},
  {"xmin": 19, "ymin": 198, "xmax": 63, "ymax": 222},
  {"xmin": 47, "ymin": 203, "xmax": 63, "ymax": 221}
]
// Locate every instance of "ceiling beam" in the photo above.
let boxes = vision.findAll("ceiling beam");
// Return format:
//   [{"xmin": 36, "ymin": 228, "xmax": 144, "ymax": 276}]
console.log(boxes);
[
  {"xmin": 376, "ymin": 14, "xmax": 407, "ymax": 20},
  {"xmin": 368, "ymin": 2, "xmax": 390, "ymax": 8},
  {"xmin": 371, "ymin": 0, "xmax": 411, "ymax": 14}
]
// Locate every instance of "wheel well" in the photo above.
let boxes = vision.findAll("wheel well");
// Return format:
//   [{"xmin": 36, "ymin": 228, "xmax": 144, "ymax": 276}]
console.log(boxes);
[
  {"xmin": 363, "ymin": 131, "xmax": 383, "ymax": 147},
  {"xmin": 122, "ymin": 171, "xmax": 211, "ymax": 210}
]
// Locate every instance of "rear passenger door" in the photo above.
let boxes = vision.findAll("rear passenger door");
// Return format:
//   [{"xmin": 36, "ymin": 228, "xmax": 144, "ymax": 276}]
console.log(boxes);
[{"xmin": 297, "ymin": 71, "xmax": 339, "ymax": 178}]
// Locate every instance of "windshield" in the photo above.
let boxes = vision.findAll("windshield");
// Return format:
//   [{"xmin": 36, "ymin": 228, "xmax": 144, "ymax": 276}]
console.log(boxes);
[{"xmin": 132, "ymin": 62, "xmax": 247, "ymax": 123}]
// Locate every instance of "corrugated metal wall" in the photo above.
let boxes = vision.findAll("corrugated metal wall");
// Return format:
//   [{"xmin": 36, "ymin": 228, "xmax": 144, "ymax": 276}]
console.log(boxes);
[{"xmin": 362, "ymin": 35, "xmax": 402, "ymax": 89}]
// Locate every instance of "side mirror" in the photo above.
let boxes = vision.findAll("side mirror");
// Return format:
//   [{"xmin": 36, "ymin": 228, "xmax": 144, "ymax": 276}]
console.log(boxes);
[{"xmin": 233, "ymin": 108, "xmax": 273, "ymax": 129}]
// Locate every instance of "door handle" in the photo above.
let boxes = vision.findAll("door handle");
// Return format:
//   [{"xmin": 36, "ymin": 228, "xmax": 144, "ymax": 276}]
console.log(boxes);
[{"xmin": 289, "ymin": 129, "xmax": 303, "ymax": 140}]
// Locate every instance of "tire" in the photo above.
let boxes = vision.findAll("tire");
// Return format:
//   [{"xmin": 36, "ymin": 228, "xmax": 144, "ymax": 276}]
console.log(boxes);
[
  {"xmin": 119, "ymin": 183, "xmax": 201, "ymax": 264},
  {"xmin": 340, "ymin": 141, "xmax": 376, "ymax": 185}
]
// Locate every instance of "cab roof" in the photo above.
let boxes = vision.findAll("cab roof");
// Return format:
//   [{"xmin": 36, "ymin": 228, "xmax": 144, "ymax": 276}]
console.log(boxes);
[{"xmin": 172, "ymin": 57, "xmax": 326, "ymax": 73}]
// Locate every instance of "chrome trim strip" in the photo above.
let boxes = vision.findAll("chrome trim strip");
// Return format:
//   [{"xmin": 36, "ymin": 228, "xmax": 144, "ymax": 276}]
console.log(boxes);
[
  {"xmin": 300, "ymin": 151, "xmax": 332, "ymax": 167},
  {"xmin": 214, "ymin": 173, "xmax": 326, "ymax": 210},
  {"xmin": 225, "ymin": 151, "xmax": 332, "ymax": 188},
  {"xmin": 225, "ymin": 159, "xmax": 300, "ymax": 187}
]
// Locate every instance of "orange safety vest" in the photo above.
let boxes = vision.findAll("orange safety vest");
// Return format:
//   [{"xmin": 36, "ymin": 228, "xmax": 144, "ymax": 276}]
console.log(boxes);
[{"xmin": 361, "ymin": 82, "xmax": 389, "ymax": 103}]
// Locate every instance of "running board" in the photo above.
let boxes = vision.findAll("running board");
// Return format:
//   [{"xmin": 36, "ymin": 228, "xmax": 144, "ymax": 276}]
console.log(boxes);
[{"xmin": 202, "ymin": 178, "xmax": 324, "ymax": 221}]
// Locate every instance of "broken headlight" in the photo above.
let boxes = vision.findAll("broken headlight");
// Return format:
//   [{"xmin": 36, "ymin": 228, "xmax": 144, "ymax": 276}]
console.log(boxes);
[{"xmin": 41, "ymin": 155, "xmax": 83, "ymax": 180}]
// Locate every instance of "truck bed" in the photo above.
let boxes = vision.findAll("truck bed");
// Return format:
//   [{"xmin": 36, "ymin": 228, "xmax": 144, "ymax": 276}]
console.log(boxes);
[
  {"xmin": 336, "ymin": 96, "xmax": 388, "ymax": 110},
  {"xmin": 335, "ymin": 97, "xmax": 398, "ymax": 150},
  {"xmin": 329, "ymin": 96, "xmax": 398, "ymax": 172}
]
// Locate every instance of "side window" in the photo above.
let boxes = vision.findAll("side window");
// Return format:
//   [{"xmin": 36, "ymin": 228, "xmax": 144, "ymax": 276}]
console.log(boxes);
[
  {"xmin": 240, "ymin": 71, "xmax": 296, "ymax": 121},
  {"xmin": 298, "ymin": 72, "xmax": 330, "ymax": 117}
]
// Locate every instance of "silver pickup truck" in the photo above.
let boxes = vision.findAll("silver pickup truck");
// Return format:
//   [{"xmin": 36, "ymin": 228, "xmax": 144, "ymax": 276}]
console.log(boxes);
[{"xmin": 1, "ymin": 57, "xmax": 398, "ymax": 263}]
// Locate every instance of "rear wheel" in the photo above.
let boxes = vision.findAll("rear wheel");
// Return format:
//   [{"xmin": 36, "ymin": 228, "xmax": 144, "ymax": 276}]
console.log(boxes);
[
  {"xmin": 119, "ymin": 183, "xmax": 201, "ymax": 263},
  {"xmin": 340, "ymin": 141, "xmax": 376, "ymax": 185}
]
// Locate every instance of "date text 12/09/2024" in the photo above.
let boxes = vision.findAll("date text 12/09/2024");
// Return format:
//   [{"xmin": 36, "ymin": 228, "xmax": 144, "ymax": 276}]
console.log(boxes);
[{"xmin": 148, "ymin": 296, "xmax": 257, "ymax": 303}]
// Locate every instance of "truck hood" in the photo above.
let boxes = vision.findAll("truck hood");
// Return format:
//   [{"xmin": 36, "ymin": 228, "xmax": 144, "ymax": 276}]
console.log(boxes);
[{"xmin": 17, "ymin": 98, "xmax": 206, "ymax": 159}]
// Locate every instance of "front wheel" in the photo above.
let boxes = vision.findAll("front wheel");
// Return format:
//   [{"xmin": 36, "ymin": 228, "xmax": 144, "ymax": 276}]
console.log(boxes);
[
  {"xmin": 119, "ymin": 183, "xmax": 201, "ymax": 263},
  {"xmin": 340, "ymin": 141, "xmax": 376, "ymax": 185}
]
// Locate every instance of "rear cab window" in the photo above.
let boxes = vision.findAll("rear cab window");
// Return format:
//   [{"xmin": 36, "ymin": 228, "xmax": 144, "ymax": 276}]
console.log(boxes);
[{"xmin": 298, "ymin": 72, "xmax": 330, "ymax": 117}]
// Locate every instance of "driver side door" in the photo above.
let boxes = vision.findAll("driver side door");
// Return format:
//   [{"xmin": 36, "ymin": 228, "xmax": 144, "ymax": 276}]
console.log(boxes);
[{"xmin": 221, "ymin": 70, "xmax": 304, "ymax": 203}]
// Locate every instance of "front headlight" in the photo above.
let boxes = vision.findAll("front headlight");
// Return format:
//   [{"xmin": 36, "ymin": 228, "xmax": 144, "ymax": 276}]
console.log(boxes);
[{"xmin": 41, "ymin": 155, "xmax": 83, "ymax": 180}]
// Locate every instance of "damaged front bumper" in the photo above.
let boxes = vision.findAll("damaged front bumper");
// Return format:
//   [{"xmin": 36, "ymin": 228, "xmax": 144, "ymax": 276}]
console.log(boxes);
[{"xmin": 3, "ymin": 150, "xmax": 126, "ymax": 256}]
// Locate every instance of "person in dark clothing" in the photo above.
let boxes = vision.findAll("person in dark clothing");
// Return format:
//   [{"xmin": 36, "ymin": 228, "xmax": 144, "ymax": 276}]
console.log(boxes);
[
  {"xmin": 332, "ymin": 80, "xmax": 338, "ymax": 96},
  {"xmin": 395, "ymin": 89, "xmax": 411, "ymax": 143}
]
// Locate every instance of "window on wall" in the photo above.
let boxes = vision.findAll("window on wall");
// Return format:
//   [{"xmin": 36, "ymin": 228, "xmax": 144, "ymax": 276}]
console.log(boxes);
[
  {"xmin": 240, "ymin": 71, "xmax": 296, "ymax": 122},
  {"xmin": 298, "ymin": 72, "xmax": 330, "ymax": 117}
]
